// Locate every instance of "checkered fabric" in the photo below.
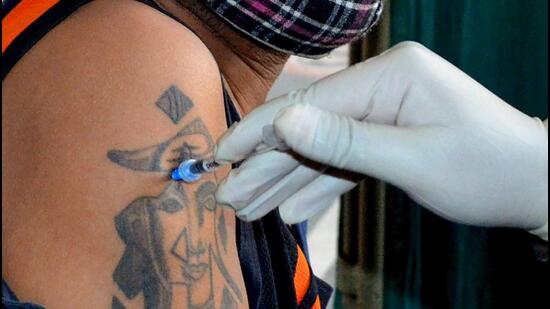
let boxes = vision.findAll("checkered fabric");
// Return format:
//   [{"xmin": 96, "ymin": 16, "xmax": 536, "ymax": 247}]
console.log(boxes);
[{"xmin": 204, "ymin": 0, "xmax": 383, "ymax": 57}]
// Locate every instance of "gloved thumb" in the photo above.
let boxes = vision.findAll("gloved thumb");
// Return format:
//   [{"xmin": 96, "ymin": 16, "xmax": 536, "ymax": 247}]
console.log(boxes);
[{"xmin": 273, "ymin": 104, "xmax": 428, "ymax": 189}]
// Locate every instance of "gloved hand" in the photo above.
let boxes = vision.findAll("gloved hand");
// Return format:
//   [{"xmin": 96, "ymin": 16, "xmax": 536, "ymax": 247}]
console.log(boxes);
[{"xmin": 215, "ymin": 42, "xmax": 549, "ymax": 240}]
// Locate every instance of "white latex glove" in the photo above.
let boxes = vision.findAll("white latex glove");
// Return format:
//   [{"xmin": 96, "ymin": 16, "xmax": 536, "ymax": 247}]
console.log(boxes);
[{"xmin": 215, "ymin": 42, "xmax": 549, "ymax": 240}]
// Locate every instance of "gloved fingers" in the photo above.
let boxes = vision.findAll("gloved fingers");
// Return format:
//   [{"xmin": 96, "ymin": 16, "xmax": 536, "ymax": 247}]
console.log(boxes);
[
  {"xmin": 273, "ymin": 104, "xmax": 428, "ymax": 190},
  {"xmin": 235, "ymin": 164, "xmax": 327, "ymax": 221},
  {"xmin": 215, "ymin": 43, "xmax": 427, "ymax": 165},
  {"xmin": 216, "ymin": 150, "xmax": 300, "ymax": 210},
  {"xmin": 215, "ymin": 42, "xmax": 460, "ymax": 166},
  {"xmin": 296, "ymin": 42, "xmax": 444, "ymax": 123},
  {"xmin": 279, "ymin": 173, "xmax": 356, "ymax": 224},
  {"xmin": 215, "ymin": 95, "xmax": 297, "ymax": 164}
]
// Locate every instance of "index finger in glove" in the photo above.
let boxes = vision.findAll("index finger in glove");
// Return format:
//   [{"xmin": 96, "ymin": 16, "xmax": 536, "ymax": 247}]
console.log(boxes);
[
  {"xmin": 215, "ymin": 43, "xmax": 421, "ymax": 164},
  {"xmin": 215, "ymin": 150, "xmax": 300, "ymax": 209},
  {"xmin": 215, "ymin": 95, "xmax": 296, "ymax": 164}
]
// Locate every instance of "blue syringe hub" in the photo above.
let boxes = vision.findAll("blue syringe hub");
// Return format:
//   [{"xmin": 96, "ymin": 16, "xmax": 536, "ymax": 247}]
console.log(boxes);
[
  {"xmin": 171, "ymin": 159, "xmax": 202, "ymax": 183},
  {"xmin": 172, "ymin": 158, "xmax": 220, "ymax": 183}
]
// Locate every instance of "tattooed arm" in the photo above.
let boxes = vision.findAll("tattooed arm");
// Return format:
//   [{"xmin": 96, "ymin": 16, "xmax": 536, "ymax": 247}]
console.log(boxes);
[{"xmin": 2, "ymin": 1, "xmax": 247, "ymax": 308}]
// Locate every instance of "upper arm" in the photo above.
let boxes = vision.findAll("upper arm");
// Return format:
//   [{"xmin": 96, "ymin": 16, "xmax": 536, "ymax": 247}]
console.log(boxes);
[{"xmin": 2, "ymin": 1, "xmax": 246, "ymax": 308}]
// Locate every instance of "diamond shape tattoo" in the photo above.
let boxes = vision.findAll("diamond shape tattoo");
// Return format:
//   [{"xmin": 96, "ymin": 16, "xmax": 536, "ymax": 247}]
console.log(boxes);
[{"xmin": 156, "ymin": 85, "xmax": 194, "ymax": 124}]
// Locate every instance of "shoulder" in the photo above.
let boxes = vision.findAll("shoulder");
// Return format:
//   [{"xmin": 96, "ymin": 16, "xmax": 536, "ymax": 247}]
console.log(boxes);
[
  {"xmin": 2, "ymin": 0, "xmax": 231, "ymax": 211},
  {"xmin": 3, "ymin": 0, "xmax": 228, "ymax": 158},
  {"xmin": 71, "ymin": 0, "xmax": 221, "ymax": 76},
  {"xmin": 4, "ymin": 0, "xmax": 223, "ymax": 113},
  {"xmin": 2, "ymin": 2, "xmax": 241, "ymax": 306}
]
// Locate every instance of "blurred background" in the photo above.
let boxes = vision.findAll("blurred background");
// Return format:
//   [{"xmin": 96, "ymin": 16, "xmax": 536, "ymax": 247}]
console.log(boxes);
[{"xmin": 268, "ymin": 0, "xmax": 548, "ymax": 308}]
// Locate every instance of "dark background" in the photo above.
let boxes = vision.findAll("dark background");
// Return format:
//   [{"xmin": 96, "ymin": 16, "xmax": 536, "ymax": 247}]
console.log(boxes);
[{"xmin": 385, "ymin": 1, "xmax": 548, "ymax": 308}]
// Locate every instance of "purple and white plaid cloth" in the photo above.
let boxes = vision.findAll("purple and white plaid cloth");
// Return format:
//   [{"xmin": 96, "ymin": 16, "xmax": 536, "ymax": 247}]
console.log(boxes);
[{"xmin": 204, "ymin": 0, "xmax": 383, "ymax": 57}]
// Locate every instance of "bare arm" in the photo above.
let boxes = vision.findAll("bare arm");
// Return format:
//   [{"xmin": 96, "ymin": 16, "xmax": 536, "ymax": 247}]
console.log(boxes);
[{"xmin": 2, "ymin": 1, "xmax": 247, "ymax": 308}]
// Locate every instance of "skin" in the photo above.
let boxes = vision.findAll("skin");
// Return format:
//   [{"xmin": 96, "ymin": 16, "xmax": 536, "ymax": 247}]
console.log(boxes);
[
  {"xmin": 2, "ymin": 0, "xmax": 287, "ymax": 307},
  {"xmin": 153, "ymin": 0, "xmax": 288, "ymax": 114}
]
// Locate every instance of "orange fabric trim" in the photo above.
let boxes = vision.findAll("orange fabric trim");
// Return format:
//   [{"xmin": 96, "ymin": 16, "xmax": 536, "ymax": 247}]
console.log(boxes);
[
  {"xmin": 2, "ymin": 0, "xmax": 61, "ymax": 53},
  {"xmin": 294, "ymin": 245, "xmax": 312, "ymax": 304},
  {"xmin": 311, "ymin": 296, "xmax": 321, "ymax": 309}
]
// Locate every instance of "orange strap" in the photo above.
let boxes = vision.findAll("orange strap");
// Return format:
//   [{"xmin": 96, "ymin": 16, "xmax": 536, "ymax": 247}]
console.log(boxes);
[
  {"xmin": 294, "ymin": 244, "xmax": 312, "ymax": 305},
  {"xmin": 2, "ymin": 0, "xmax": 61, "ymax": 53},
  {"xmin": 312, "ymin": 296, "xmax": 321, "ymax": 309}
]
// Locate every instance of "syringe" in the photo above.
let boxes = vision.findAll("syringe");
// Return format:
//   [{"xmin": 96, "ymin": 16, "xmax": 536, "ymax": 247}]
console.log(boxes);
[
  {"xmin": 171, "ymin": 125, "xmax": 288, "ymax": 183},
  {"xmin": 171, "ymin": 158, "xmax": 220, "ymax": 183}
]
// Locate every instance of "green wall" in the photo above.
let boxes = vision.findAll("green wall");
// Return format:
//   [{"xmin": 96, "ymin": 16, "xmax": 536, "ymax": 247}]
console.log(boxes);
[{"xmin": 384, "ymin": 1, "xmax": 548, "ymax": 308}]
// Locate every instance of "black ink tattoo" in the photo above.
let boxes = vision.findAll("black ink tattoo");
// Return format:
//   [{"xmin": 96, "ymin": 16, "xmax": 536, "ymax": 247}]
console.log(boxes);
[
  {"xmin": 196, "ymin": 182, "xmax": 217, "ymax": 211},
  {"xmin": 156, "ymin": 85, "xmax": 194, "ymax": 124},
  {"xmin": 196, "ymin": 182, "xmax": 217, "ymax": 226},
  {"xmin": 112, "ymin": 296, "xmax": 126, "ymax": 309},
  {"xmin": 109, "ymin": 88, "xmax": 242, "ymax": 308},
  {"xmin": 112, "ymin": 188, "xmax": 174, "ymax": 308},
  {"xmin": 212, "ymin": 247, "xmax": 243, "ymax": 303},
  {"xmin": 218, "ymin": 212, "xmax": 228, "ymax": 252},
  {"xmin": 222, "ymin": 288, "xmax": 238, "ymax": 309},
  {"xmin": 112, "ymin": 181, "xmax": 242, "ymax": 308},
  {"xmin": 170, "ymin": 229, "xmax": 208, "ymax": 283},
  {"xmin": 107, "ymin": 118, "xmax": 214, "ymax": 172}
]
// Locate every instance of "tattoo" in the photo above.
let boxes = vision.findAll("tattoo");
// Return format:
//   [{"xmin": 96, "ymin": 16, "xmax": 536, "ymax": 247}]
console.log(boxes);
[
  {"xmin": 107, "ymin": 118, "xmax": 214, "ymax": 172},
  {"xmin": 196, "ymin": 182, "xmax": 217, "ymax": 226},
  {"xmin": 112, "ymin": 296, "xmax": 126, "ymax": 309},
  {"xmin": 170, "ymin": 229, "xmax": 208, "ymax": 282},
  {"xmin": 218, "ymin": 212, "xmax": 228, "ymax": 252},
  {"xmin": 212, "ymin": 247, "xmax": 243, "ymax": 303},
  {"xmin": 110, "ymin": 86, "xmax": 242, "ymax": 308},
  {"xmin": 156, "ymin": 85, "xmax": 194, "ymax": 124},
  {"xmin": 222, "ymin": 288, "xmax": 238, "ymax": 309}
]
